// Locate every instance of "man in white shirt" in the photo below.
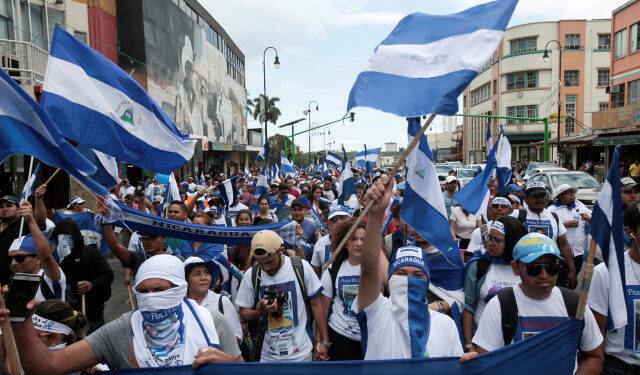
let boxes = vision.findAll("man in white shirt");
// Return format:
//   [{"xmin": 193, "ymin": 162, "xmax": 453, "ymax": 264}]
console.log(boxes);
[
  {"xmin": 510, "ymin": 181, "xmax": 577, "ymax": 289},
  {"xmin": 236, "ymin": 230, "xmax": 327, "ymax": 362},
  {"xmin": 311, "ymin": 205, "xmax": 351, "ymax": 277},
  {"xmin": 469, "ymin": 233, "xmax": 603, "ymax": 373},
  {"xmin": 549, "ymin": 184, "xmax": 591, "ymax": 274}
]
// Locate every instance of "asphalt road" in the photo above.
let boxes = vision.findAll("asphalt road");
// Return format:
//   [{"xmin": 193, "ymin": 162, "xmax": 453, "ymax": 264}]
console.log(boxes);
[{"xmin": 103, "ymin": 257, "xmax": 134, "ymax": 323}]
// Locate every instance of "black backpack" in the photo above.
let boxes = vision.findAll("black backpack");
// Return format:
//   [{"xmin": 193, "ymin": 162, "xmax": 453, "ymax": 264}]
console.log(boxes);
[{"xmin": 497, "ymin": 286, "xmax": 578, "ymax": 345}]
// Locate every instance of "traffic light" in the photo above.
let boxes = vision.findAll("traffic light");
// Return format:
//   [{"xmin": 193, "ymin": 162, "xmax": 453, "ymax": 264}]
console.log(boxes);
[{"xmin": 349, "ymin": 112, "xmax": 355, "ymax": 122}]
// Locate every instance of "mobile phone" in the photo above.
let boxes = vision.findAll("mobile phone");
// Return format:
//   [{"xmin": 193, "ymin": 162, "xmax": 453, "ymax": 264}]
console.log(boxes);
[{"xmin": 5, "ymin": 273, "xmax": 42, "ymax": 322}]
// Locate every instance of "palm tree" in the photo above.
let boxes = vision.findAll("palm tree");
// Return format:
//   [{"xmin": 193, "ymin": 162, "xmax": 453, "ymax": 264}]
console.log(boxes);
[{"xmin": 250, "ymin": 94, "xmax": 282, "ymax": 125}]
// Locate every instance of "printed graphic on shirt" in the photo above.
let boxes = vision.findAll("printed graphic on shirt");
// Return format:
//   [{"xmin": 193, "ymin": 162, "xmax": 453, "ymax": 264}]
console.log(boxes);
[
  {"xmin": 260, "ymin": 281, "xmax": 299, "ymax": 333},
  {"xmin": 324, "ymin": 244, "xmax": 330, "ymax": 263},
  {"xmin": 514, "ymin": 316, "xmax": 569, "ymax": 343},
  {"xmin": 337, "ymin": 275, "xmax": 360, "ymax": 316},
  {"xmin": 624, "ymin": 285, "xmax": 640, "ymax": 352},
  {"xmin": 524, "ymin": 219, "xmax": 554, "ymax": 239}
]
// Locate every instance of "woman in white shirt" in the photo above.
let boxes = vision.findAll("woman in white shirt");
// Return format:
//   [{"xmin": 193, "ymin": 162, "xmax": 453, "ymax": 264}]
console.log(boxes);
[
  {"xmin": 450, "ymin": 206, "xmax": 477, "ymax": 250},
  {"xmin": 254, "ymin": 196, "xmax": 278, "ymax": 223}
]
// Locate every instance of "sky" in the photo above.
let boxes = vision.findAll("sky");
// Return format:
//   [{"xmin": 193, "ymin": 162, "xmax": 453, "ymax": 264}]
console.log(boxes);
[{"xmin": 201, "ymin": 0, "xmax": 626, "ymax": 153}]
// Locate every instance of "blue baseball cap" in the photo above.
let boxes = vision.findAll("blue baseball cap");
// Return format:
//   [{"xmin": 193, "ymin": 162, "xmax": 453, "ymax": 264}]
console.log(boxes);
[
  {"xmin": 0, "ymin": 195, "xmax": 19, "ymax": 206},
  {"xmin": 395, "ymin": 173, "xmax": 403, "ymax": 180},
  {"xmin": 512, "ymin": 233, "xmax": 564, "ymax": 263},
  {"xmin": 506, "ymin": 184, "xmax": 522, "ymax": 192},
  {"xmin": 328, "ymin": 205, "xmax": 350, "ymax": 220},
  {"xmin": 388, "ymin": 246, "xmax": 431, "ymax": 280},
  {"xmin": 8, "ymin": 235, "xmax": 37, "ymax": 255}
]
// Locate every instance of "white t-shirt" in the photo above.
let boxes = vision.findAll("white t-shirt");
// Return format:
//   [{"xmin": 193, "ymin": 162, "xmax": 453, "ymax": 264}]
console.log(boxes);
[
  {"xmin": 322, "ymin": 189, "xmax": 337, "ymax": 201},
  {"xmin": 473, "ymin": 263, "xmax": 521, "ymax": 326},
  {"xmin": 236, "ymin": 257, "xmax": 323, "ymax": 362},
  {"xmin": 353, "ymin": 293, "xmax": 463, "ymax": 359},
  {"xmin": 588, "ymin": 251, "xmax": 640, "ymax": 365},
  {"xmin": 35, "ymin": 268, "xmax": 67, "ymax": 302},
  {"xmin": 320, "ymin": 260, "xmax": 361, "ymax": 341},
  {"xmin": 145, "ymin": 183, "xmax": 164, "ymax": 198},
  {"xmin": 311, "ymin": 234, "xmax": 331, "ymax": 267},
  {"xmin": 201, "ymin": 290, "xmax": 243, "ymax": 341},
  {"xmin": 548, "ymin": 202, "xmax": 591, "ymax": 257},
  {"xmin": 473, "ymin": 285, "xmax": 602, "ymax": 354},
  {"xmin": 510, "ymin": 209, "xmax": 567, "ymax": 241},
  {"xmin": 449, "ymin": 206, "xmax": 477, "ymax": 240}
]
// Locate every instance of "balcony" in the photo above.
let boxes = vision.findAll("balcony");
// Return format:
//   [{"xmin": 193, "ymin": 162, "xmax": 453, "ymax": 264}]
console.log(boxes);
[{"xmin": 0, "ymin": 38, "xmax": 48, "ymax": 86}]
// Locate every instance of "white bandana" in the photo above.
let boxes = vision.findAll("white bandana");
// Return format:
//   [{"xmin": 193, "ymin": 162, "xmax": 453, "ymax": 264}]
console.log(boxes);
[
  {"xmin": 490, "ymin": 221, "xmax": 506, "ymax": 235},
  {"xmin": 32, "ymin": 314, "xmax": 72, "ymax": 335}
]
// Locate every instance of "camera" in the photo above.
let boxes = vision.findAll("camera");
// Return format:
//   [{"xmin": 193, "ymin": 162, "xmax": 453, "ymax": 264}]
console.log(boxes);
[{"xmin": 263, "ymin": 285, "xmax": 288, "ymax": 306}]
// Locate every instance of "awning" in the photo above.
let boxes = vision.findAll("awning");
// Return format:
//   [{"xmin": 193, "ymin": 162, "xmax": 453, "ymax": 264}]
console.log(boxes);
[
  {"xmin": 504, "ymin": 132, "xmax": 544, "ymax": 142},
  {"xmin": 593, "ymin": 133, "xmax": 640, "ymax": 146},
  {"xmin": 532, "ymin": 132, "xmax": 596, "ymax": 146}
]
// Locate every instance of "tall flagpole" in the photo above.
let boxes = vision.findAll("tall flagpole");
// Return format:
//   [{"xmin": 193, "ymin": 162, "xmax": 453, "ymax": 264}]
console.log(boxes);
[
  {"xmin": 18, "ymin": 156, "xmax": 35, "ymax": 237},
  {"xmin": 323, "ymin": 114, "xmax": 436, "ymax": 272}
]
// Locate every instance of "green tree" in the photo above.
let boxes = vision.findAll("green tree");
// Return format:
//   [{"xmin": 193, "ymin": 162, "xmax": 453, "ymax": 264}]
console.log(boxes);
[
  {"xmin": 267, "ymin": 134, "xmax": 301, "ymax": 162},
  {"xmin": 249, "ymin": 94, "xmax": 282, "ymax": 125}
]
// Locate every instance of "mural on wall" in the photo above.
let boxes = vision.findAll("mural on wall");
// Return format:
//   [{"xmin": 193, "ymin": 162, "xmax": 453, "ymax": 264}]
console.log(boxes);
[{"xmin": 142, "ymin": 0, "xmax": 247, "ymax": 145}]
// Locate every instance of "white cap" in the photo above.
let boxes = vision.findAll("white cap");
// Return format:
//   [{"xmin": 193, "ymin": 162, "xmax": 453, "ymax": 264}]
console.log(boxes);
[
  {"xmin": 445, "ymin": 176, "xmax": 458, "ymax": 183},
  {"xmin": 554, "ymin": 184, "xmax": 575, "ymax": 199}
]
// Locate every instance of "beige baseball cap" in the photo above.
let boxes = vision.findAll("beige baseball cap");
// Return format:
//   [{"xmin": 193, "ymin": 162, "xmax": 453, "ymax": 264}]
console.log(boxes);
[{"xmin": 251, "ymin": 230, "xmax": 283, "ymax": 258}]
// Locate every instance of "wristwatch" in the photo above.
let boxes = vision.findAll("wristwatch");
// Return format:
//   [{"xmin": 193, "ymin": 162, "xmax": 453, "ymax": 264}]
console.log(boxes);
[{"xmin": 320, "ymin": 341, "xmax": 332, "ymax": 349}]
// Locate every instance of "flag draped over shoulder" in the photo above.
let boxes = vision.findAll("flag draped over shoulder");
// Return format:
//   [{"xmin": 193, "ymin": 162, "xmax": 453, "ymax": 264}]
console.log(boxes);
[
  {"xmin": 41, "ymin": 25, "xmax": 195, "ymax": 174},
  {"xmin": 54, "ymin": 210, "xmax": 109, "ymax": 255},
  {"xmin": 346, "ymin": 0, "xmax": 517, "ymax": 117},
  {"xmin": 591, "ymin": 145, "xmax": 627, "ymax": 330}
]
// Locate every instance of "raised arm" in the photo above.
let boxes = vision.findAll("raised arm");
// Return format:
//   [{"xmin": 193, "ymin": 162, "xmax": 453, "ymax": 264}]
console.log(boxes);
[
  {"xmin": 98, "ymin": 205, "xmax": 132, "ymax": 267},
  {"xmin": 358, "ymin": 175, "xmax": 393, "ymax": 311},
  {"xmin": 33, "ymin": 184, "xmax": 47, "ymax": 229},
  {"xmin": 21, "ymin": 201, "xmax": 60, "ymax": 281}
]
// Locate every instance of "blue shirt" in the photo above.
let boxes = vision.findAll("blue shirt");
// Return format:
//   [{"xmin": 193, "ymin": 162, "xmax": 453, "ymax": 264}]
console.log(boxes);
[{"xmin": 442, "ymin": 191, "xmax": 458, "ymax": 219}]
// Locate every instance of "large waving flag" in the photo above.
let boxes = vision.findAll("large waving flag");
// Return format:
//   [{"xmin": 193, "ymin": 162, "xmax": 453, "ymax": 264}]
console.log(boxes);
[
  {"xmin": 255, "ymin": 140, "xmax": 270, "ymax": 163},
  {"xmin": 325, "ymin": 151, "xmax": 341, "ymax": 166},
  {"xmin": 402, "ymin": 117, "xmax": 454, "ymax": 252},
  {"xmin": 354, "ymin": 145, "xmax": 381, "ymax": 170},
  {"xmin": 217, "ymin": 176, "xmax": 238, "ymax": 209},
  {"xmin": 41, "ymin": 25, "xmax": 195, "ymax": 174},
  {"xmin": 337, "ymin": 146, "xmax": 356, "ymax": 205},
  {"xmin": 454, "ymin": 135, "xmax": 499, "ymax": 217},
  {"xmin": 253, "ymin": 166, "xmax": 269, "ymax": 198},
  {"xmin": 20, "ymin": 162, "xmax": 41, "ymax": 201},
  {"xmin": 591, "ymin": 145, "xmax": 627, "ymax": 330},
  {"xmin": 0, "ymin": 66, "xmax": 116, "ymax": 195},
  {"xmin": 281, "ymin": 151, "xmax": 296, "ymax": 177},
  {"xmin": 495, "ymin": 126, "xmax": 512, "ymax": 193},
  {"xmin": 75, "ymin": 144, "xmax": 120, "ymax": 191},
  {"xmin": 346, "ymin": 0, "xmax": 517, "ymax": 117}
]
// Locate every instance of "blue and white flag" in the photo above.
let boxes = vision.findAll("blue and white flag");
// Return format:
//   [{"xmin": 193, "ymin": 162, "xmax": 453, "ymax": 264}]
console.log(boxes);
[
  {"xmin": 54, "ymin": 210, "xmax": 109, "ymax": 254},
  {"xmin": 495, "ymin": 126, "xmax": 512, "ymax": 194},
  {"xmin": 217, "ymin": 176, "xmax": 238, "ymax": 209},
  {"xmin": 325, "ymin": 151, "xmax": 341, "ymax": 166},
  {"xmin": 41, "ymin": 25, "xmax": 195, "ymax": 174},
  {"xmin": 75, "ymin": 144, "xmax": 120, "ymax": 191},
  {"xmin": 255, "ymin": 141, "xmax": 270, "ymax": 163},
  {"xmin": 354, "ymin": 146, "xmax": 381, "ymax": 170},
  {"xmin": 486, "ymin": 121, "xmax": 492, "ymax": 158},
  {"xmin": 591, "ymin": 145, "xmax": 627, "ymax": 330},
  {"xmin": 346, "ymin": 0, "xmax": 517, "ymax": 117},
  {"xmin": 272, "ymin": 160, "xmax": 280, "ymax": 182},
  {"xmin": 0, "ymin": 66, "xmax": 112, "ymax": 195},
  {"xmin": 20, "ymin": 162, "xmax": 41, "ymax": 201},
  {"xmin": 337, "ymin": 146, "xmax": 356, "ymax": 206},
  {"xmin": 158, "ymin": 172, "xmax": 180, "ymax": 216},
  {"xmin": 199, "ymin": 172, "xmax": 205, "ymax": 186},
  {"xmin": 244, "ymin": 165, "xmax": 251, "ymax": 179},
  {"xmin": 321, "ymin": 159, "xmax": 329, "ymax": 179},
  {"xmin": 402, "ymin": 117, "xmax": 454, "ymax": 252},
  {"xmin": 253, "ymin": 166, "xmax": 270, "ymax": 198},
  {"xmin": 281, "ymin": 151, "xmax": 296, "ymax": 177},
  {"xmin": 455, "ymin": 133, "xmax": 499, "ymax": 218}
]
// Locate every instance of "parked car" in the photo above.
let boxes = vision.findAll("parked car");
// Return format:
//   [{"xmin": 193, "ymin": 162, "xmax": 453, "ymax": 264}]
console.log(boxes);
[
  {"xmin": 523, "ymin": 167, "xmax": 567, "ymax": 181},
  {"xmin": 436, "ymin": 164, "xmax": 453, "ymax": 182},
  {"xmin": 454, "ymin": 168, "xmax": 477, "ymax": 187},
  {"xmin": 528, "ymin": 170, "xmax": 601, "ymax": 208},
  {"xmin": 524, "ymin": 161, "xmax": 558, "ymax": 176}
]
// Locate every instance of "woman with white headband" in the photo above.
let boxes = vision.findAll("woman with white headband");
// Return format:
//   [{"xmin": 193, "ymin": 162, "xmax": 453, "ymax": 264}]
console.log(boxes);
[
  {"xmin": 33, "ymin": 299, "xmax": 87, "ymax": 351},
  {"xmin": 461, "ymin": 216, "xmax": 528, "ymax": 353}
]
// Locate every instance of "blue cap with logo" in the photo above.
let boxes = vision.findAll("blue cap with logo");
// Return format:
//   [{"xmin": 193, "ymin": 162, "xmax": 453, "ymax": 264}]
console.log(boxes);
[
  {"xmin": 388, "ymin": 246, "xmax": 431, "ymax": 279},
  {"xmin": 328, "ymin": 205, "xmax": 350, "ymax": 220},
  {"xmin": 512, "ymin": 233, "xmax": 563, "ymax": 263},
  {"xmin": 9, "ymin": 235, "xmax": 37, "ymax": 255}
]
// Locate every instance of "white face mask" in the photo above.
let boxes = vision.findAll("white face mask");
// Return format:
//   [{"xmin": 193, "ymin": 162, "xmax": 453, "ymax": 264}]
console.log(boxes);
[
  {"xmin": 56, "ymin": 234, "xmax": 74, "ymax": 261},
  {"xmin": 134, "ymin": 284, "xmax": 187, "ymax": 313}
]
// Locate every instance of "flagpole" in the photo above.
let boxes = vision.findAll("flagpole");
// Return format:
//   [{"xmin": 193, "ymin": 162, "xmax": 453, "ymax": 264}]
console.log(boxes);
[
  {"xmin": 0, "ymin": 290, "xmax": 23, "ymax": 375},
  {"xmin": 323, "ymin": 114, "xmax": 437, "ymax": 271},
  {"xmin": 576, "ymin": 239, "xmax": 597, "ymax": 320},
  {"xmin": 43, "ymin": 168, "xmax": 61, "ymax": 185},
  {"xmin": 18, "ymin": 156, "xmax": 35, "ymax": 237}
]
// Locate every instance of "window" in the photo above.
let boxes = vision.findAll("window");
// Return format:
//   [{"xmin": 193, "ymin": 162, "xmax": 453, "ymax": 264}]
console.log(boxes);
[
  {"xmin": 506, "ymin": 71, "xmax": 538, "ymax": 90},
  {"xmin": 631, "ymin": 23, "xmax": 640, "ymax": 53},
  {"xmin": 74, "ymin": 31, "xmax": 88, "ymax": 45},
  {"xmin": 598, "ymin": 33, "xmax": 611, "ymax": 50},
  {"xmin": 599, "ymin": 102, "xmax": 609, "ymax": 111},
  {"xmin": 493, "ymin": 79, "xmax": 497, "ymax": 95},
  {"xmin": 615, "ymin": 29, "xmax": 627, "ymax": 58},
  {"xmin": 564, "ymin": 70, "xmax": 579, "ymax": 87},
  {"xmin": 470, "ymin": 83, "xmax": 491, "ymax": 105},
  {"xmin": 630, "ymin": 79, "xmax": 640, "ymax": 106},
  {"xmin": 612, "ymin": 85, "xmax": 625, "ymax": 108},
  {"xmin": 597, "ymin": 69, "xmax": 609, "ymax": 87},
  {"xmin": 565, "ymin": 96, "xmax": 576, "ymax": 134},
  {"xmin": 509, "ymin": 36, "xmax": 537, "ymax": 54},
  {"xmin": 506, "ymin": 105, "xmax": 537, "ymax": 124},
  {"xmin": 565, "ymin": 34, "xmax": 580, "ymax": 50}
]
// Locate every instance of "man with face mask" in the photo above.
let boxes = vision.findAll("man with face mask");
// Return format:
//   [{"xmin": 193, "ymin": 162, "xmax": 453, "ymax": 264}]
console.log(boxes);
[
  {"xmin": 5, "ymin": 254, "xmax": 242, "ymax": 372},
  {"xmin": 52, "ymin": 218, "xmax": 114, "ymax": 333},
  {"xmin": 353, "ymin": 174, "xmax": 463, "ymax": 359}
]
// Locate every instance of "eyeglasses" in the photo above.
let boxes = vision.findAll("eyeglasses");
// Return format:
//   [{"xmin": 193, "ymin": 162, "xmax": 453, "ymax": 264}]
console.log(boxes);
[
  {"xmin": 8, "ymin": 254, "xmax": 36, "ymax": 263},
  {"xmin": 487, "ymin": 235, "xmax": 505, "ymax": 244},
  {"xmin": 524, "ymin": 262, "xmax": 560, "ymax": 277},
  {"xmin": 491, "ymin": 204, "xmax": 511, "ymax": 209}
]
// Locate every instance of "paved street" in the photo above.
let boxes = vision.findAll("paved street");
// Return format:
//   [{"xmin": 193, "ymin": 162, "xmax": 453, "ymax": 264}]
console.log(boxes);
[{"xmin": 104, "ymin": 258, "xmax": 134, "ymax": 323}]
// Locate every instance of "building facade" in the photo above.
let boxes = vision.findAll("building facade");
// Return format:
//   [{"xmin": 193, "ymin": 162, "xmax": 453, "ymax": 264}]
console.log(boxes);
[{"xmin": 462, "ymin": 19, "xmax": 611, "ymax": 166}]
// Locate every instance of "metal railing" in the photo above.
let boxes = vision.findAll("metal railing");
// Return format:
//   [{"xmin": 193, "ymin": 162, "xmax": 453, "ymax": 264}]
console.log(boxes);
[{"xmin": 0, "ymin": 38, "xmax": 48, "ymax": 86}]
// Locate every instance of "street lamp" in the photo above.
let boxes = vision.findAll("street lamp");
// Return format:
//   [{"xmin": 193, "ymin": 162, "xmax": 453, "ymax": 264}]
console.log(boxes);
[
  {"xmin": 305, "ymin": 100, "xmax": 319, "ymax": 165},
  {"xmin": 542, "ymin": 40, "xmax": 562, "ymax": 164},
  {"xmin": 262, "ymin": 46, "xmax": 279, "ymax": 144}
]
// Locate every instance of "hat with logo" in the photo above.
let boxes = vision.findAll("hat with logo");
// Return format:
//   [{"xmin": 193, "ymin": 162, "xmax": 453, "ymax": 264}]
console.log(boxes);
[
  {"xmin": 512, "ymin": 232, "xmax": 563, "ymax": 263},
  {"xmin": 328, "ymin": 205, "xmax": 350, "ymax": 220},
  {"xmin": 524, "ymin": 181, "xmax": 547, "ymax": 196},
  {"xmin": 445, "ymin": 175, "xmax": 458, "ymax": 183},
  {"xmin": 553, "ymin": 184, "xmax": 576, "ymax": 199},
  {"xmin": 0, "ymin": 195, "xmax": 19, "ymax": 206},
  {"xmin": 8, "ymin": 234, "xmax": 37, "ymax": 255},
  {"xmin": 388, "ymin": 246, "xmax": 431, "ymax": 279},
  {"xmin": 66, "ymin": 196, "xmax": 85, "ymax": 209},
  {"xmin": 621, "ymin": 177, "xmax": 639, "ymax": 192},
  {"xmin": 251, "ymin": 230, "xmax": 283, "ymax": 258}
]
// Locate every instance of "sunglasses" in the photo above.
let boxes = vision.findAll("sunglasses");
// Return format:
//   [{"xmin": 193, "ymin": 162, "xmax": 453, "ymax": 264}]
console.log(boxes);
[
  {"xmin": 491, "ymin": 204, "xmax": 511, "ymax": 209},
  {"xmin": 524, "ymin": 262, "xmax": 560, "ymax": 277},
  {"xmin": 8, "ymin": 254, "xmax": 36, "ymax": 263},
  {"xmin": 487, "ymin": 235, "xmax": 505, "ymax": 244}
]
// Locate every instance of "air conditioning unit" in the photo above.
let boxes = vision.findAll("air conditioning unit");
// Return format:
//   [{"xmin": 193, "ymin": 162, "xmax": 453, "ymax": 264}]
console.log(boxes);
[{"xmin": 606, "ymin": 85, "xmax": 620, "ymax": 94}]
